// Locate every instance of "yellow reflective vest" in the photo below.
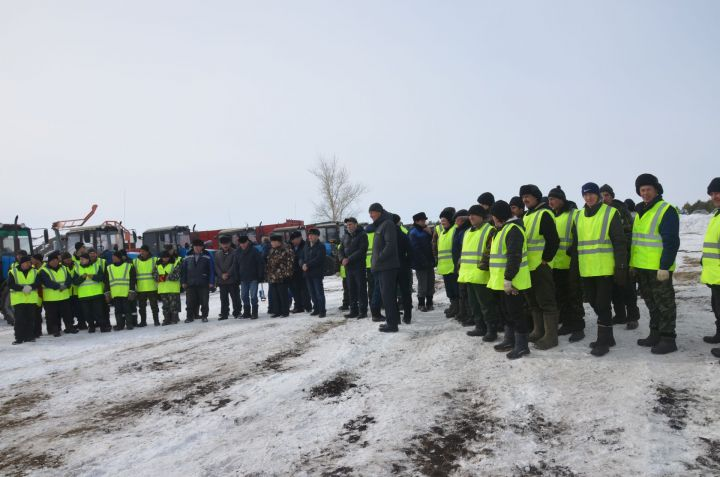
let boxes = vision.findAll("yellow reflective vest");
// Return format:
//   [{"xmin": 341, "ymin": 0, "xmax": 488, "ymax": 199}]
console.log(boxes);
[
  {"xmin": 157, "ymin": 262, "xmax": 181, "ymax": 294},
  {"xmin": 630, "ymin": 199, "xmax": 677, "ymax": 271},
  {"xmin": 523, "ymin": 208, "xmax": 554, "ymax": 271},
  {"xmin": 577, "ymin": 204, "xmax": 617, "ymax": 278},
  {"xmin": 134, "ymin": 257, "xmax": 158, "ymax": 292},
  {"xmin": 457, "ymin": 223, "xmax": 492, "ymax": 285},
  {"xmin": 553, "ymin": 209, "xmax": 580, "ymax": 270},
  {"xmin": 41, "ymin": 265, "xmax": 71, "ymax": 302},
  {"xmin": 436, "ymin": 225, "xmax": 456, "ymax": 275},
  {"xmin": 701, "ymin": 211, "xmax": 720, "ymax": 285},
  {"xmin": 365, "ymin": 232, "xmax": 374, "ymax": 269},
  {"xmin": 76, "ymin": 263, "xmax": 104, "ymax": 298},
  {"xmin": 488, "ymin": 222, "xmax": 531, "ymax": 291},
  {"xmin": 108, "ymin": 262, "xmax": 132, "ymax": 298},
  {"xmin": 9, "ymin": 268, "xmax": 39, "ymax": 306}
]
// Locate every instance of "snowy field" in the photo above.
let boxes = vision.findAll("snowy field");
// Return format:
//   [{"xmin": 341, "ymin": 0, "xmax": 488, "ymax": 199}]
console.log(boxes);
[{"xmin": 1, "ymin": 215, "xmax": 719, "ymax": 477}]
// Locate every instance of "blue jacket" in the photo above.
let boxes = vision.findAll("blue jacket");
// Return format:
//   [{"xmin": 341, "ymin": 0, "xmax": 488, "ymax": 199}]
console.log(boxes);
[
  {"xmin": 408, "ymin": 225, "xmax": 433, "ymax": 270},
  {"xmin": 181, "ymin": 251, "xmax": 215, "ymax": 286},
  {"xmin": 452, "ymin": 221, "xmax": 471, "ymax": 267}
]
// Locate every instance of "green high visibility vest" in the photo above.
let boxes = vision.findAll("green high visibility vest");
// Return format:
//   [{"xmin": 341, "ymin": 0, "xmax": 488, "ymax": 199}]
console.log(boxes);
[
  {"xmin": 108, "ymin": 262, "xmax": 132, "ymax": 298},
  {"xmin": 701, "ymin": 212, "xmax": 720, "ymax": 285},
  {"xmin": 134, "ymin": 257, "xmax": 158, "ymax": 292},
  {"xmin": 76, "ymin": 263, "xmax": 104, "ymax": 298},
  {"xmin": 523, "ymin": 208, "xmax": 554, "ymax": 271},
  {"xmin": 630, "ymin": 199, "xmax": 676, "ymax": 271},
  {"xmin": 457, "ymin": 223, "xmax": 492, "ymax": 285},
  {"xmin": 41, "ymin": 265, "xmax": 71, "ymax": 302},
  {"xmin": 9, "ymin": 268, "xmax": 39, "ymax": 306},
  {"xmin": 157, "ymin": 262, "xmax": 181, "ymax": 294},
  {"xmin": 436, "ymin": 225, "xmax": 456, "ymax": 275},
  {"xmin": 365, "ymin": 233, "xmax": 374, "ymax": 269},
  {"xmin": 553, "ymin": 209, "xmax": 579, "ymax": 270},
  {"xmin": 488, "ymin": 222, "xmax": 531, "ymax": 291},
  {"xmin": 577, "ymin": 203, "xmax": 617, "ymax": 278},
  {"xmin": 400, "ymin": 225, "xmax": 408, "ymax": 235}
]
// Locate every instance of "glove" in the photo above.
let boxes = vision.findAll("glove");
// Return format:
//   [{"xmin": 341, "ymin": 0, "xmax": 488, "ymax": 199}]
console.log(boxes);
[
  {"xmin": 22, "ymin": 285, "xmax": 32, "ymax": 294},
  {"xmin": 657, "ymin": 269, "xmax": 670, "ymax": 282},
  {"xmin": 104, "ymin": 291, "xmax": 111, "ymax": 303},
  {"xmin": 58, "ymin": 284, "xmax": 67, "ymax": 291},
  {"xmin": 503, "ymin": 279, "xmax": 516, "ymax": 295},
  {"xmin": 128, "ymin": 290, "xmax": 137, "ymax": 300},
  {"xmin": 614, "ymin": 267, "xmax": 627, "ymax": 287}
]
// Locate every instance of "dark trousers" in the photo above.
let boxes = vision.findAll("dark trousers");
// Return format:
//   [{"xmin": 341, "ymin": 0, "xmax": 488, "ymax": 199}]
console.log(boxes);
[
  {"xmin": 366, "ymin": 268, "xmax": 375, "ymax": 304},
  {"xmin": 377, "ymin": 269, "xmax": 400, "ymax": 326},
  {"xmin": 137, "ymin": 291, "xmax": 159, "ymax": 322},
  {"xmin": 269, "ymin": 281, "xmax": 290, "ymax": 315},
  {"xmin": 34, "ymin": 305, "xmax": 42, "ymax": 337},
  {"xmin": 70, "ymin": 295, "xmax": 83, "ymax": 327},
  {"xmin": 219, "ymin": 283, "xmax": 241, "ymax": 317},
  {"xmin": 186, "ymin": 285, "xmax": 210, "ymax": 319},
  {"xmin": 306, "ymin": 277, "xmax": 326, "ymax": 313},
  {"xmin": 443, "ymin": 273, "xmax": 459, "ymax": 300},
  {"xmin": 347, "ymin": 267, "xmax": 368, "ymax": 313},
  {"xmin": 80, "ymin": 296, "xmax": 107, "ymax": 330},
  {"xmin": 415, "ymin": 269, "xmax": 435, "ymax": 299},
  {"xmin": 397, "ymin": 267, "xmax": 413, "ymax": 316},
  {"xmin": 612, "ymin": 276, "xmax": 640, "ymax": 321},
  {"xmin": 712, "ymin": 285, "xmax": 720, "ymax": 324},
  {"xmin": 290, "ymin": 274, "xmax": 312, "ymax": 311},
  {"xmin": 43, "ymin": 300, "xmax": 73, "ymax": 334},
  {"xmin": 341, "ymin": 277, "xmax": 349, "ymax": 308},
  {"xmin": 637, "ymin": 269, "xmax": 677, "ymax": 337},
  {"xmin": 499, "ymin": 291, "xmax": 529, "ymax": 333},
  {"xmin": 13, "ymin": 304, "xmax": 36, "ymax": 342},
  {"xmin": 554, "ymin": 267, "xmax": 585, "ymax": 331},
  {"xmin": 113, "ymin": 297, "xmax": 136, "ymax": 327},
  {"xmin": 527, "ymin": 264, "xmax": 559, "ymax": 315},
  {"xmin": 467, "ymin": 283, "xmax": 500, "ymax": 329},
  {"xmin": 371, "ymin": 271, "xmax": 383, "ymax": 312},
  {"xmin": 582, "ymin": 276, "xmax": 614, "ymax": 327}
]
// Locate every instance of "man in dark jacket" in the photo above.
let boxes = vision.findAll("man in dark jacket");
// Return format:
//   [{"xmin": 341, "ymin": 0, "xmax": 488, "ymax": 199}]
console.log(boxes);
[
  {"xmin": 368, "ymin": 203, "xmax": 400, "ymax": 332},
  {"xmin": 452, "ymin": 209, "xmax": 472, "ymax": 325},
  {"xmin": 289, "ymin": 232, "xmax": 312, "ymax": 313},
  {"xmin": 409, "ymin": 212, "xmax": 434, "ymax": 311},
  {"xmin": 300, "ymin": 229, "xmax": 327, "ymax": 317},
  {"xmin": 394, "ymin": 214, "xmax": 413, "ymax": 324},
  {"xmin": 235, "ymin": 235, "xmax": 264, "ymax": 319},
  {"xmin": 339, "ymin": 218, "xmax": 369, "ymax": 318},
  {"xmin": 181, "ymin": 239, "xmax": 215, "ymax": 323},
  {"xmin": 215, "ymin": 236, "xmax": 241, "ymax": 320}
]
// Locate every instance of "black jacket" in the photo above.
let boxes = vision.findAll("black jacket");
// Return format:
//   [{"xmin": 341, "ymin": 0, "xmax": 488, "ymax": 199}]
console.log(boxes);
[
  {"xmin": 300, "ymin": 241, "xmax": 326, "ymax": 279},
  {"xmin": 397, "ymin": 226, "xmax": 413, "ymax": 270},
  {"xmin": 502, "ymin": 218, "xmax": 526, "ymax": 281},
  {"xmin": 339, "ymin": 228, "xmax": 368, "ymax": 270},
  {"xmin": 235, "ymin": 246, "xmax": 265, "ymax": 282},
  {"xmin": 181, "ymin": 252, "xmax": 214, "ymax": 286},
  {"xmin": 370, "ymin": 211, "xmax": 400, "ymax": 272}
]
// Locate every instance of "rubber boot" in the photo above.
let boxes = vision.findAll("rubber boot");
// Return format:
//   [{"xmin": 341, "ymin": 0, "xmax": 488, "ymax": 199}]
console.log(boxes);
[
  {"xmin": 711, "ymin": 348, "xmax": 720, "ymax": 358},
  {"xmin": 612, "ymin": 304, "xmax": 628, "ymax": 325},
  {"xmin": 651, "ymin": 336, "xmax": 678, "ymax": 355},
  {"xmin": 507, "ymin": 332, "xmax": 530, "ymax": 360},
  {"xmin": 590, "ymin": 325, "xmax": 613, "ymax": 357},
  {"xmin": 371, "ymin": 309, "xmax": 385, "ymax": 322},
  {"xmin": 528, "ymin": 311, "xmax": 545, "ymax": 343},
  {"xmin": 482, "ymin": 323, "xmax": 498, "ymax": 342},
  {"xmin": 455, "ymin": 298, "xmax": 470, "ymax": 324},
  {"xmin": 637, "ymin": 329, "xmax": 661, "ymax": 347},
  {"xmin": 417, "ymin": 296, "xmax": 426, "ymax": 313},
  {"xmin": 534, "ymin": 313, "xmax": 559, "ymax": 350},
  {"xmin": 569, "ymin": 329, "xmax": 586, "ymax": 343},
  {"xmin": 152, "ymin": 312, "xmax": 160, "ymax": 326},
  {"xmin": 494, "ymin": 326, "xmax": 515, "ymax": 352},
  {"xmin": 466, "ymin": 321, "xmax": 487, "ymax": 337},
  {"xmin": 113, "ymin": 314, "xmax": 126, "ymax": 331},
  {"xmin": 126, "ymin": 313, "xmax": 135, "ymax": 330},
  {"xmin": 137, "ymin": 309, "xmax": 148, "ymax": 328},
  {"xmin": 704, "ymin": 322, "xmax": 720, "ymax": 344},
  {"xmin": 251, "ymin": 304, "xmax": 259, "ymax": 320},
  {"xmin": 445, "ymin": 299, "xmax": 458, "ymax": 318},
  {"xmin": 426, "ymin": 296, "xmax": 434, "ymax": 311}
]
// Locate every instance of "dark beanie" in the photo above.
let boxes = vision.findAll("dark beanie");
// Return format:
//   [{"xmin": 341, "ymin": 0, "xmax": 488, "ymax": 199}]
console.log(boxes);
[
  {"xmin": 160, "ymin": 251, "xmax": 170, "ymax": 259},
  {"xmin": 191, "ymin": 238, "xmax": 204, "ymax": 247},
  {"xmin": 47, "ymin": 251, "xmax": 60, "ymax": 262},
  {"xmin": 412, "ymin": 212, "xmax": 428, "ymax": 222},
  {"xmin": 269, "ymin": 234, "xmax": 283, "ymax": 242},
  {"xmin": 548, "ymin": 185, "xmax": 566, "ymax": 202},
  {"xmin": 79, "ymin": 253, "xmax": 90, "ymax": 260},
  {"xmin": 581, "ymin": 182, "xmax": 601, "ymax": 196},
  {"xmin": 140, "ymin": 244, "xmax": 150, "ymax": 252},
  {"xmin": 624, "ymin": 199, "xmax": 636, "ymax": 213},
  {"xmin": 635, "ymin": 173, "xmax": 662, "ymax": 196},
  {"xmin": 468, "ymin": 204, "xmax": 486, "ymax": 217},
  {"xmin": 368, "ymin": 203, "xmax": 384, "ymax": 213},
  {"xmin": 238, "ymin": 235, "xmax": 250, "ymax": 243},
  {"xmin": 32, "ymin": 254, "xmax": 43, "ymax": 261},
  {"xmin": 477, "ymin": 192, "xmax": 495, "ymax": 207},
  {"xmin": 439, "ymin": 207, "xmax": 456, "ymax": 221},
  {"xmin": 344, "ymin": 217, "xmax": 358, "ymax": 224},
  {"xmin": 74, "ymin": 242, "xmax": 85, "ymax": 251},
  {"xmin": 307, "ymin": 228, "xmax": 321, "ymax": 236},
  {"xmin": 289, "ymin": 231, "xmax": 302, "ymax": 240},
  {"xmin": 490, "ymin": 200, "xmax": 512, "ymax": 222},
  {"xmin": 112, "ymin": 250, "xmax": 124, "ymax": 259},
  {"xmin": 519, "ymin": 184, "xmax": 542, "ymax": 201},
  {"xmin": 509, "ymin": 196, "xmax": 524, "ymax": 210},
  {"xmin": 392, "ymin": 213, "xmax": 401, "ymax": 224},
  {"xmin": 453, "ymin": 209, "xmax": 469, "ymax": 221},
  {"xmin": 708, "ymin": 177, "xmax": 720, "ymax": 195},
  {"xmin": 18, "ymin": 255, "xmax": 31, "ymax": 265},
  {"xmin": 599, "ymin": 184, "xmax": 615, "ymax": 198},
  {"xmin": 219, "ymin": 235, "xmax": 231, "ymax": 244}
]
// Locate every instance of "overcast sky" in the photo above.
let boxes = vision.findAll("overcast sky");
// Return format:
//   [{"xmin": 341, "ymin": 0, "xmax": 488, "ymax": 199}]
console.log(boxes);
[{"xmin": 2, "ymin": 1, "xmax": 718, "ymax": 234}]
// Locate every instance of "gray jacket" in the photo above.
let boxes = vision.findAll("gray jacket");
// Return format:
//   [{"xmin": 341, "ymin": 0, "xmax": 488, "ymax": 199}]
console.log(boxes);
[
  {"xmin": 370, "ymin": 211, "xmax": 400, "ymax": 272},
  {"xmin": 214, "ymin": 248, "xmax": 237, "ymax": 285}
]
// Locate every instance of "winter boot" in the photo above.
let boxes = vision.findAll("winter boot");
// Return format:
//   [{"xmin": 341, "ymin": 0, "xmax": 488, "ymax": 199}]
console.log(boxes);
[
  {"xmin": 651, "ymin": 336, "xmax": 678, "ymax": 355},
  {"xmin": 137, "ymin": 310, "xmax": 148, "ymax": 327},
  {"xmin": 704, "ymin": 323, "xmax": 720, "ymax": 344},
  {"xmin": 126, "ymin": 314, "xmax": 135, "ymax": 330},
  {"xmin": 569, "ymin": 330, "xmax": 586, "ymax": 342},
  {"xmin": 612, "ymin": 304, "xmax": 628, "ymax": 325},
  {"xmin": 251, "ymin": 304, "xmax": 258, "ymax": 319},
  {"xmin": 494, "ymin": 326, "xmax": 515, "ymax": 352},
  {"xmin": 637, "ymin": 329, "xmax": 661, "ymax": 347},
  {"xmin": 466, "ymin": 323, "xmax": 487, "ymax": 337},
  {"xmin": 152, "ymin": 312, "xmax": 160, "ymax": 326},
  {"xmin": 403, "ymin": 309, "xmax": 412, "ymax": 325},
  {"xmin": 711, "ymin": 348, "xmax": 720, "ymax": 358},
  {"xmin": 557, "ymin": 323, "xmax": 573, "ymax": 336},
  {"xmin": 242, "ymin": 310, "xmax": 252, "ymax": 318},
  {"xmin": 113, "ymin": 315, "xmax": 126, "ymax": 331},
  {"xmin": 534, "ymin": 313, "xmax": 559, "ymax": 350},
  {"xmin": 417, "ymin": 296, "xmax": 426, "ymax": 313},
  {"xmin": 371, "ymin": 309, "xmax": 385, "ymax": 322},
  {"xmin": 344, "ymin": 310, "xmax": 359, "ymax": 319},
  {"xmin": 445, "ymin": 299, "xmax": 458, "ymax": 318},
  {"xmin": 528, "ymin": 311, "xmax": 545, "ymax": 343},
  {"xmin": 507, "ymin": 333, "xmax": 530, "ymax": 360},
  {"xmin": 482, "ymin": 323, "xmax": 498, "ymax": 342},
  {"xmin": 455, "ymin": 298, "xmax": 470, "ymax": 324},
  {"xmin": 590, "ymin": 326, "xmax": 613, "ymax": 357},
  {"xmin": 426, "ymin": 296, "xmax": 434, "ymax": 311},
  {"xmin": 626, "ymin": 320, "xmax": 639, "ymax": 330},
  {"xmin": 172, "ymin": 313, "xmax": 180, "ymax": 324}
]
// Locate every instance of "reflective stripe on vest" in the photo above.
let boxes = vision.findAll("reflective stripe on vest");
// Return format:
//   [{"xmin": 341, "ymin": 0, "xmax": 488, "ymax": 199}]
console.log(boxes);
[
  {"xmin": 523, "ymin": 208, "xmax": 554, "ymax": 271},
  {"xmin": 134, "ymin": 257, "xmax": 158, "ymax": 292},
  {"xmin": 157, "ymin": 263, "xmax": 181, "ymax": 294},
  {"xmin": 458, "ymin": 223, "xmax": 492, "ymax": 284},
  {"xmin": 577, "ymin": 203, "xmax": 617, "ymax": 278},
  {"xmin": 436, "ymin": 224, "xmax": 456, "ymax": 275},
  {"xmin": 701, "ymin": 212, "xmax": 720, "ymax": 285},
  {"xmin": 366, "ymin": 233, "xmax": 374, "ymax": 269},
  {"xmin": 630, "ymin": 200, "xmax": 676, "ymax": 271},
  {"xmin": 108, "ymin": 263, "xmax": 132, "ymax": 298},
  {"xmin": 487, "ymin": 222, "xmax": 531, "ymax": 291},
  {"xmin": 41, "ymin": 266, "xmax": 71, "ymax": 302},
  {"xmin": 77, "ymin": 263, "xmax": 104, "ymax": 298},
  {"xmin": 553, "ymin": 209, "xmax": 579, "ymax": 270},
  {"xmin": 9, "ymin": 268, "xmax": 39, "ymax": 306}
]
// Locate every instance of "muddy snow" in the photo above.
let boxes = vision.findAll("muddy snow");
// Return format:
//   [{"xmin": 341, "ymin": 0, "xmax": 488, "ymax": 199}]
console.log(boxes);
[{"xmin": 1, "ymin": 215, "xmax": 719, "ymax": 476}]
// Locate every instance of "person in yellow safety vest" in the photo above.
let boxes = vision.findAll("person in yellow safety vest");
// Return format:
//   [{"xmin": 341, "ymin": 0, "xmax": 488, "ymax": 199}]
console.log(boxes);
[
  {"xmin": 488, "ymin": 201, "xmax": 532, "ymax": 360},
  {"xmin": 701, "ymin": 178, "xmax": 720, "ymax": 360},
  {"xmin": 105, "ymin": 251, "xmax": 138, "ymax": 331},
  {"xmin": 72, "ymin": 253, "xmax": 108, "ymax": 333},
  {"xmin": 72, "ymin": 242, "xmax": 86, "ymax": 267},
  {"xmin": 39, "ymin": 251, "xmax": 77, "ymax": 337},
  {"xmin": 451, "ymin": 209, "xmax": 472, "ymax": 325},
  {"xmin": 571, "ymin": 182, "xmax": 628, "ymax": 357},
  {"xmin": 8, "ymin": 256, "xmax": 40, "ymax": 345},
  {"xmin": 30, "ymin": 254, "xmax": 44, "ymax": 338},
  {"xmin": 519, "ymin": 184, "xmax": 561, "ymax": 351},
  {"xmin": 154, "ymin": 251, "xmax": 182, "ymax": 325},
  {"xmin": 61, "ymin": 252, "xmax": 86, "ymax": 330},
  {"xmin": 631, "ymin": 173, "xmax": 680, "ymax": 354},
  {"xmin": 134, "ymin": 245, "xmax": 161, "ymax": 327},
  {"xmin": 548, "ymin": 186, "xmax": 586, "ymax": 343},
  {"xmin": 88, "ymin": 247, "xmax": 111, "ymax": 328},
  {"xmin": 364, "ymin": 223, "xmax": 378, "ymax": 316},
  {"xmin": 459, "ymin": 204, "xmax": 501, "ymax": 341},
  {"xmin": 435, "ymin": 207, "xmax": 459, "ymax": 318}
]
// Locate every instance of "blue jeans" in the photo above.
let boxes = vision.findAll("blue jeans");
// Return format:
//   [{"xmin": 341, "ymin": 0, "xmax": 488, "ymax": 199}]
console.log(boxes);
[
  {"xmin": 240, "ymin": 281, "xmax": 259, "ymax": 310},
  {"xmin": 306, "ymin": 277, "xmax": 326, "ymax": 313}
]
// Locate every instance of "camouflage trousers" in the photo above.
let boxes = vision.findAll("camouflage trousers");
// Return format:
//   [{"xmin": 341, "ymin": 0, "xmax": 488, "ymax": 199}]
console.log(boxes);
[
  {"xmin": 637, "ymin": 269, "xmax": 677, "ymax": 337},
  {"xmin": 160, "ymin": 293, "xmax": 181, "ymax": 322}
]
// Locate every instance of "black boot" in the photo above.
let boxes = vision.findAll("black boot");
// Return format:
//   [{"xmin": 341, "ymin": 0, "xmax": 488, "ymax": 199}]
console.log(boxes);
[
  {"xmin": 711, "ymin": 348, "xmax": 720, "ymax": 358},
  {"xmin": 113, "ymin": 315, "xmax": 126, "ymax": 331},
  {"xmin": 494, "ymin": 326, "xmax": 515, "ymax": 352},
  {"xmin": 569, "ymin": 330, "xmax": 585, "ymax": 342},
  {"xmin": 417, "ymin": 296, "xmax": 426, "ymax": 312},
  {"xmin": 466, "ymin": 324, "xmax": 486, "ymax": 337},
  {"xmin": 426, "ymin": 296, "xmax": 434, "ymax": 311},
  {"xmin": 637, "ymin": 329, "xmax": 661, "ymax": 347},
  {"xmin": 626, "ymin": 320, "xmax": 639, "ymax": 330},
  {"xmin": 242, "ymin": 310, "xmax": 251, "ymax": 318},
  {"xmin": 137, "ymin": 311, "xmax": 148, "ymax": 328},
  {"xmin": 704, "ymin": 323, "xmax": 720, "ymax": 344},
  {"xmin": 445, "ymin": 298, "xmax": 458, "ymax": 318},
  {"xmin": 251, "ymin": 304, "xmax": 258, "ymax": 319},
  {"xmin": 402, "ymin": 309, "xmax": 412, "ymax": 325},
  {"xmin": 590, "ymin": 326, "xmax": 613, "ymax": 357},
  {"xmin": 507, "ymin": 333, "xmax": 530, "ymax": 360},
  {"xmin": 557, "ymin": 324, "xmax": 572, "ymax": 336},
  {"xmin": 651, "ymin": 336, "xmax": 678, "ymax": 355},
  {"xmin": 482, "ymin": 323, "xmax": 498, "ymax": 342},
  {"xmin": 344, "ymin": 310, "xmax": 359, "ymax": 319},
  {"xmin": 371, "ymin": 309, "xmax": 385, "ymax": 322}
]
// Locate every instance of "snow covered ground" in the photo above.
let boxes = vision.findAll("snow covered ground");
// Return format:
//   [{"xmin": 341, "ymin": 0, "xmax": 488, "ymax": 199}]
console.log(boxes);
[{"xmin": 1, "ymin": 215, "xmax": 719, "ymax": 477}]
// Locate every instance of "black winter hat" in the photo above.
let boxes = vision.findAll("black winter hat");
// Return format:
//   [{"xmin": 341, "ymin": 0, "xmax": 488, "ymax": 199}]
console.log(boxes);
[
  {"xmin": 219, "ymin": 235, "xmax": 231, "ymax": 244},
  {"xmin": 453, "ymin": 209, "xmax": 469, "ymax": 221},
  {"xmin": 191, "ymin": 238, "xmax": 204, "ymax": 247},
  {"xmin": 344, "ymin": 217, "xmax": 358, "ymax": 224},
  {"xmin": 368, "ymin": 203, "xmax": 384, "ymax": 213},
  {"xmin": 509, "ymin": 196, "xmax": 524, "ymax": 210},
  {"xmin": 160, "ymin": 251, "xmax": 170, "ymax": 259},
  {"xmin": 47, "ymin": 251, "xmax": 60, "ymax": 262},
  {"xmin": 635, "ymin": 173, "xmax": 663, "ymax": 196},
  {"xmin": 112, "ymin": 250, "xmax": 124, "ymax": 259},
  {"xmin": 439, "ymin": 207, "xmax": 456, "ymax": 221},
  {"xmin": 519, "ymin": 184, "xmax": 542, "ymax": 201},
  {"xmin": 87, "ymin": 247, "xmax": 97, "ymax": 254},
  {"xmin": 392, "ymin": 214, "xmax": 401, "ymax": 224},
  {"xmin": 307, "ymin": 228, "xmax": 321, "ymax": 236},
  {"xmin": 238, "ymin": 235, "xmax": 250, "ymax": 243},
  {"xmin": 581, "ymin": 182, "xmax": 601, "ymax": 196},
  {"xmin": 468, "ymin": 204, "xmax": 486, "ymax": 217},
  {"xmin": 74, "ymin": 241, "xmax": 85, "ymax": 251},
  {"xmin": 412, "ymin": 212, "xmax": 428, "ymax": 222},
  {"xmin": 708, "ymin": 177, "xmax": 720, "ymax": 195},
  {"xmin": 477, "ymin": 192, "xmax": 495, "ymax": 207},
  {"xmin": 32, "ymin": 254, "xmax": 43, "ymax": 261},
  {"xmin": 624, "ymin": 199, "xmax": 636, "ymax": 213},
  {"xmin": 548, "ymin": 185, "xmax": 566, "ymax": 201},
  {"xmin": 599, "ymin": 184, "xmax": 615, "ymax": 198},
  {"xmin": 490, "ymin": 200, "xmax": 512, "ymax": 222},
  {"xmin": 140, "ymin": 245, "xmax": 150, "ymax": 252},
  {"xmin": 79, "ymin": 253, "xmax": 90, "ymax": 260},
  {"xmin": 18, "ymin": 255, "xmax": 31, "ymax": 265},
  {"xmin": 269, "ymin": 235, "xmax": 283, "ymax": 242},
  {"xmin": 60, "ymin": 252, "xmax": 72, "ymax": 260},
  {"xmin": 289, "ymin": 231, "xmax": 302, "ymax": 240}
]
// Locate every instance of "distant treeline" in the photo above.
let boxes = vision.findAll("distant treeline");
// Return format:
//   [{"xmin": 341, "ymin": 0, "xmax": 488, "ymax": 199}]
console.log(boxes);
[{"xmin": 681, "ymin": 199, "xmax": 715, "ymax": 214}]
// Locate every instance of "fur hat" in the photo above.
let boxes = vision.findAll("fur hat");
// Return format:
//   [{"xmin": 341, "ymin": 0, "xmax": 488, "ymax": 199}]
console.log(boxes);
[
  {"xmin": 412, "ymin": 212, "xmax": 428, "ymax": 222},
  {"xmin": 439, "ymin": 207, "xmax": 456, "ymax": 221},
  {"xmin": 490, "ymin": 201, "xmax": 512, "ymax": 222},
  {"xmin": 519, "ymin": 184, "xmax": 542, "ymax": 201},
  {"xmin": 635, "ymin": 173, "xmax": 663, "ymax": 196},
  {"xmin": 476, "ymin": 192, "xmax": 495, "ymax": 207}
]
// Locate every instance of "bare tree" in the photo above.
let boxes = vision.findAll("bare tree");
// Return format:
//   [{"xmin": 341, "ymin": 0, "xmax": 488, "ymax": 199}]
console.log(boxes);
[{"xmin": 309, "ymin": 155, "xmax": 368, "ymax": 222}]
